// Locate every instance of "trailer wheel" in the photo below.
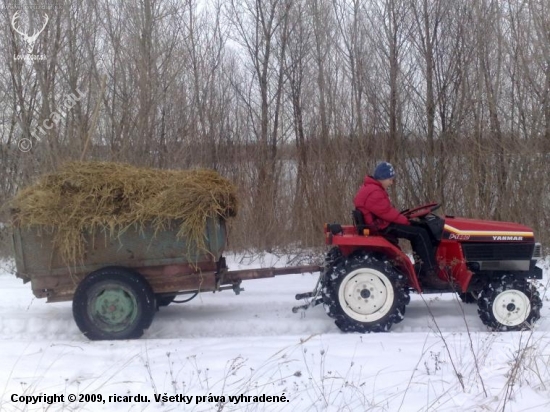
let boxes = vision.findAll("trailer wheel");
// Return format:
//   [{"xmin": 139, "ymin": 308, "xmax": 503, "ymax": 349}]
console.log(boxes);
[
  {"xmin": 478, "ymin": 277, "xmax": 542, "ymax": 331},
  {"xmin": 73, "ymin": 267, "xmax": 156, "ymax": 340},
  {"xmin": 323, "ymin": 252, "xmax": 409, "ymax": 333}
]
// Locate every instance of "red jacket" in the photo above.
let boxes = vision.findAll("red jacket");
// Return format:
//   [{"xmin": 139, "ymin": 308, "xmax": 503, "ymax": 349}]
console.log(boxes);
[{"xmin": 353, "ymin": 176, "xmax": 409, "ymax": 230}]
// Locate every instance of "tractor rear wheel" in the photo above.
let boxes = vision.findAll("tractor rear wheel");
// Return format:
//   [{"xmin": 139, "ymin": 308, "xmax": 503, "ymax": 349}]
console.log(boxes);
[
  {"xmin": 477, "ymin": 277, "xmax": 542, "ymax": 331},
  {"xmin": 322, "ymin": 252, "xmax": 409, "ymax": 333}
]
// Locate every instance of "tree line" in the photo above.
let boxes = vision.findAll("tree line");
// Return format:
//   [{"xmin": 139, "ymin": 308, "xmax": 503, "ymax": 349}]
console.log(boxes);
[{"xmin": 1, "ymin": 0, "xmax": 550, "ymax": 254}]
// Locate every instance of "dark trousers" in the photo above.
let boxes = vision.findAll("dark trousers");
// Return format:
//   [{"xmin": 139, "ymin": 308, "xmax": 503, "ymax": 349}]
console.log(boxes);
[{"xmin": 383, "ymin": 223, "xmax": 436, "ymax": 274}]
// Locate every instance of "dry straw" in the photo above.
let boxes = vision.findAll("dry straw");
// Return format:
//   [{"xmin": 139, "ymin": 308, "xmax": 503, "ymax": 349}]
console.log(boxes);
[{"xmin": 11, "ymin": 161, "xmax": 238, "ymax": 264}]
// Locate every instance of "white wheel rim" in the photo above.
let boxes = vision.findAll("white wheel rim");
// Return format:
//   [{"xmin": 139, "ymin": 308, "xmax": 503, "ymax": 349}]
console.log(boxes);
[
  {"xmin": 492, "ymin": 289, "xmax": 531, "ymax": 327},
  {"xmin": 338, "ymin": 268, "xmax": 395, "ymax": 322}
]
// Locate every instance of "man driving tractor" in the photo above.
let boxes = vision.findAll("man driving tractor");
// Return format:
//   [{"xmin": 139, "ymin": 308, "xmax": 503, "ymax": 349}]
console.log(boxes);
[{"xmin": 353, "ymin": 162, "xmax": 449, "ymax": 289}]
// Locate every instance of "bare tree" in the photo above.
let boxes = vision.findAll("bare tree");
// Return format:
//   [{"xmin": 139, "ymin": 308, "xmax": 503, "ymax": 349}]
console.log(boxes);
[{"xmin": 2, "ymin": 0, "xmax": 550, "ymax": 253}]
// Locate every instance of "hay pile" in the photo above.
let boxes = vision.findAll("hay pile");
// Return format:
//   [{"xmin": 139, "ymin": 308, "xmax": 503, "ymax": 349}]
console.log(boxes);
[{"xmin": 11, "ymin": 161, "xmax": 238, "ymax": 264}]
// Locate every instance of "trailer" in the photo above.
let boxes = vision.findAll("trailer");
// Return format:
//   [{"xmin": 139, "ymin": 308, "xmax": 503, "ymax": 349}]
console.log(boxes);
[{"xmin": 12, "ymin": 217, "xmax": 321, "ymax": 340}]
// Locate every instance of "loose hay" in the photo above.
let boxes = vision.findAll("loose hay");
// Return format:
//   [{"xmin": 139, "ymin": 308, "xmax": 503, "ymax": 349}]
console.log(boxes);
[{"xmin": 11, "ymin": 161, "xmax": 238, "ymax": 265}]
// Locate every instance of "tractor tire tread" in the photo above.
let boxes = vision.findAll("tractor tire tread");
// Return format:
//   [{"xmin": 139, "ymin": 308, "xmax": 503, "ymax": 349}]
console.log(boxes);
[{"xmin": 321, "ymin": 251, "xmax": 409, "ymax": 333}]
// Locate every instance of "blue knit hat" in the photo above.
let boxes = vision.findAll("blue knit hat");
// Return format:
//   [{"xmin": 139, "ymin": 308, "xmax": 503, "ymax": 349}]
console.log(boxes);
[{"xmin": 373, "ymin": 162, "xmax": 395, "ymax": 180}]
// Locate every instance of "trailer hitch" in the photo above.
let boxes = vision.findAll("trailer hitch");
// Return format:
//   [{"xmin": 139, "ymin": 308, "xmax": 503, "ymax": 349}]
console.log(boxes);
[
  {"xmin": 292, "ymin": 298, "xmax": 322, "ymax": 313},
  {"xmin": 292, "ymin": 269, "xmax": 325, "ymax": 313}
]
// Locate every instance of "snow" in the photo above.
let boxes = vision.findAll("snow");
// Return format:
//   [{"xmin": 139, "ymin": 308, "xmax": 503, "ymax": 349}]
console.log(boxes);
[{"xmin": 0, "ymin": 255, "xmax": 549, "ymax": 412}]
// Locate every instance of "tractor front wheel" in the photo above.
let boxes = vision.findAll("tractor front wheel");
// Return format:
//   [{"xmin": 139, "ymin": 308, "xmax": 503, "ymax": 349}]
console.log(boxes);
[
  {"xmin": 477, "ymin": 277, "xmax": 542, "ymax": 331},
  {"xmin": 322, "ymin": 253, "xmax": 409, "ymax": 333}
]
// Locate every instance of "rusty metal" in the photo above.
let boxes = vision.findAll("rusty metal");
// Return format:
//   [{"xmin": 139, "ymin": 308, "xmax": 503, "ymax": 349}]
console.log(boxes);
[
  {"xmin": 223, "ymin": 265, "xmax": 321, "ymax": 282},
  {"xmin": 140, "ymin": 262, "xmax": 219, "ymax": 294}
]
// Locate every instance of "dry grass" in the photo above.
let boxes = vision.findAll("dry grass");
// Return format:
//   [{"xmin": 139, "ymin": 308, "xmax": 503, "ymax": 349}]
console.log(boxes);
[{"xmin": 10, "ymin": 161, "xmax": 238, "ymax": 264}]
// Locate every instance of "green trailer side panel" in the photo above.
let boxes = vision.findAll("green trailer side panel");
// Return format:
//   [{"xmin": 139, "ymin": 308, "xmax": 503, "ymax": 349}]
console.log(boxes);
[{"xmin": 12, "ymin": 217, "xmax": 227, "ymax": 279}]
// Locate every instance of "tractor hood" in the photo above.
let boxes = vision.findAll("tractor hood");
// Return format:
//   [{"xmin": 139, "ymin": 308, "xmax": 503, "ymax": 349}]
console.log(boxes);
[{"xmin": 442, "ymin": 216, "xmax": 535, "ymax": 242}]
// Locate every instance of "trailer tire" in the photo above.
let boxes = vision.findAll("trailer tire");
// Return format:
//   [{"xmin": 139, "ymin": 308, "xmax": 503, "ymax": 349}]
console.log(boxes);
[
  {"xmin": 73, "ymin": 267, "xmax": 156, "ymax": 340},
  {"xmin": 323, "ymin": 252, "xmax": 409, "ymax": 333},
  {"xmin": 478, "ymin": 277, "xmax": 542, "ymax": 331}
]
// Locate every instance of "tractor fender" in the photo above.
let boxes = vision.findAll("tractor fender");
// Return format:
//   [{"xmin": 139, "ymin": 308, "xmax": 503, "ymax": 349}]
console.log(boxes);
[{"xmin": 330, "ymin": 235, "xmax": 421, "ymax": 291}]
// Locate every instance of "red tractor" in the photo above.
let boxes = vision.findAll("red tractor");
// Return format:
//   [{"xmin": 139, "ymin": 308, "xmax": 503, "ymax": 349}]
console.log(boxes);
[{"xmin": 295, "ymin": 203, "xmax": 543, "ymax": 332}]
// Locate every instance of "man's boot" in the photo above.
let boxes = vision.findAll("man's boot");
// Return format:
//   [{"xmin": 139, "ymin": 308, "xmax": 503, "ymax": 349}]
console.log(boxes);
[{"xmin": 421, "ymin": 269, "xmax": 451, "ymax": 290}]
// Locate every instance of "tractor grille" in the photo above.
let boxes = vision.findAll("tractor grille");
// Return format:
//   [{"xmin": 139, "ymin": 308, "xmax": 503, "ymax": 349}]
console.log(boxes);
[{"xmin": 462, "ymin": 243, "xmax": 534, "ymax": 261}]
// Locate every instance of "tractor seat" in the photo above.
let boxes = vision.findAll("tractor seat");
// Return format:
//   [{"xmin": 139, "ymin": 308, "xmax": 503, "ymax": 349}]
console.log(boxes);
[{"xmin": 352, "ymin": 209, "xmax": 372, "ymax": 235}]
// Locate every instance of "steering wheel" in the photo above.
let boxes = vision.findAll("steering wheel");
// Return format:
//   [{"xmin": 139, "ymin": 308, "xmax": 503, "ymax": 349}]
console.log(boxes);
[{"xmin": 401, "ymin": 202, "xmax": 441, "ymax": 219}]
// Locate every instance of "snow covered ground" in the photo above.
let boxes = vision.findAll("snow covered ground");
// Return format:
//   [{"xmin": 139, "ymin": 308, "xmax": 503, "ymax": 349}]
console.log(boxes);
[{"xmin": 0, "ymin": 254, "xmax": 549, "ymax": 412}]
